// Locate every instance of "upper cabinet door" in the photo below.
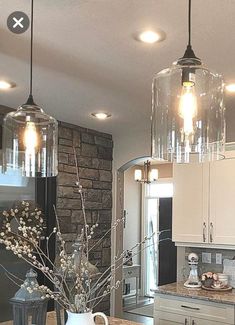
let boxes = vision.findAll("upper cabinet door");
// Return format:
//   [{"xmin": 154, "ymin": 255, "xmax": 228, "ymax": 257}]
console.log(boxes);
[
  {"xmin": 210, "ymin": 157, "xmax": 235, "ymax": 245},
  {"xmin": 172, "ymin": 163, "xmax": 209, "ymax": 243}
]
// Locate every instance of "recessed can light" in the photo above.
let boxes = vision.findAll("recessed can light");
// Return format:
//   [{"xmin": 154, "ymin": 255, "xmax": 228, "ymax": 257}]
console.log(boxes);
[
  {"xmin": 226, "ymin": 83, "xmax": 235, "ymax": 93},
  {"xmin": 0, "ymin": 80, "xmax": 16, "ymax": 90},
  {"xmin": 91, "ymin": 112, "xmax": 111, "ymax": 120},
  {"xmin": 134, "ymin": 29, "xmax": 166, "ymax": 44}
]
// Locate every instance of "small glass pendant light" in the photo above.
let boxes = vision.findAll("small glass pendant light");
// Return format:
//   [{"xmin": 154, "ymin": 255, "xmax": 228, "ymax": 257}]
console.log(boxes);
[
  {"xmin": 3, "ymin": 0, "xmax": 58, "ymax": 177},
  {"xmin": 151, "ymin": 0, "xmax": 225, "ymax": 163}
]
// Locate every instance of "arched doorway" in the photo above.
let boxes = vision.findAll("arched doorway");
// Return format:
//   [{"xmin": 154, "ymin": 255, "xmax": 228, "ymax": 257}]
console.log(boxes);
[{"xmin": 111, "ymin": 156, "xmax": 176, "ymax": 319}]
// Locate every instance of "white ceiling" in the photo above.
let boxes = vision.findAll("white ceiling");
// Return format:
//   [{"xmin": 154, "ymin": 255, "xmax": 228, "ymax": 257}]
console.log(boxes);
[{"xmin": 1, "ymin": 0, "xmax": 235, "ymax": 137}]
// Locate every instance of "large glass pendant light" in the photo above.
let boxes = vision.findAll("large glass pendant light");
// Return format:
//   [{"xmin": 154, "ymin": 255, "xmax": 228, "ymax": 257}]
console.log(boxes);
[
  {"xmin": 3, "ymin": 0, "xmax": 58, "ymax": 177},
  {"xmin": 151, "ymin": 0, "xmax": 225, "ymax": 163}
]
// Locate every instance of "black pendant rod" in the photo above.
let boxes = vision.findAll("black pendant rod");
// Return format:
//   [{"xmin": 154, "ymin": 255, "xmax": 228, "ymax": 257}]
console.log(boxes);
[
  {"xmin": 181, "ymin": 0, "xmax": 199, "ymax": 61},
  {"xmin": 188, "ymin": 0, "xmax": 191, "ymax": 46},
  {"xmin": 26, "ymin": 0, "xmax": 35, "ymax": 105},
  {"xmin": 30, "ymin": 0, "xmax": 34, "ymax": 97}
]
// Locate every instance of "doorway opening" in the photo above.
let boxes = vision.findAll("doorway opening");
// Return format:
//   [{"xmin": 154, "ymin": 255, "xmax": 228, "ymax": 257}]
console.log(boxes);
[{"xmin": 114, "ymin": 158, "xmax": 177, "ymax": 324}]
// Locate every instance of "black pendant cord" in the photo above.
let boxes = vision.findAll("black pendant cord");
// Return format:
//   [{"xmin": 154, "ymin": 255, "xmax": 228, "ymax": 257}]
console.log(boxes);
[
  {"xmin": 26, "ymin": 0, "xmax": 36, "ymax": 105},
  {"xmin": 182, "ymin": 0, "xmax": 198, "ymax": 61},
  {"xmin": 188, "ymin": 0, "xmax": 191, "ymax": 46}
]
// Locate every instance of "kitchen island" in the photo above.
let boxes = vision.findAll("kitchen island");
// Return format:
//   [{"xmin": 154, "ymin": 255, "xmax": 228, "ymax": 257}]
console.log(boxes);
[{"xmin": 152, "ymin": 282, "xmax": 235, "ymax": 324}]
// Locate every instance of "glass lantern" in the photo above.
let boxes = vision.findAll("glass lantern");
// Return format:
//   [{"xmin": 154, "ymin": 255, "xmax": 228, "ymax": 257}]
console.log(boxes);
[
  {"xmin": 3, "ymin": 101, "xmax": 58, "ymax": 177},
  {"xmin": 151, "ymin": 57, "xmax": 225, "ymax": 163}
]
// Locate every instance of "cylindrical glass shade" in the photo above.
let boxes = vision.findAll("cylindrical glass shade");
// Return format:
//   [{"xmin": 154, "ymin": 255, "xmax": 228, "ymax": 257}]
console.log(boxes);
[
  {"xmin": 134, "ymin": 169, "xmax": 142, "ymax": 182},
  {"xmin": 151, "ymin": 58, "xmax": 225, "ymax": 163},
  {"xmin": 3, "ymin": 103, "xmax": 58, "ymax": 177},
  {"xmin": 150, "ymin": 169, "xmax": 158, "ymax": 182}
]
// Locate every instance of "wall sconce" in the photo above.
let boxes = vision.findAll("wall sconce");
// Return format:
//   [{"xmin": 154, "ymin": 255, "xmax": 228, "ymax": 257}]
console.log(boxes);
[{"xmin": 134, "ymin": 160, "xmax": 158, "ymax": 184}]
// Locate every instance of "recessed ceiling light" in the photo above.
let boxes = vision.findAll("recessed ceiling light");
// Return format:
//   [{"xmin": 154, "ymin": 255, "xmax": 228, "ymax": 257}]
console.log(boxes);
[
  {"xmin": 0, "ymin": 80, "xmax": 16, "ymax": 90},
  {"xmin": 91, "ymin": 112, "xmax": 111, "ymax": 120},
  {"xmin": 134, "ymin": 29, "xmax": 166, "ymax": 44},
  {"xmin": 226, "ymin": 83, "xmax": 235, "ymax": 93}
]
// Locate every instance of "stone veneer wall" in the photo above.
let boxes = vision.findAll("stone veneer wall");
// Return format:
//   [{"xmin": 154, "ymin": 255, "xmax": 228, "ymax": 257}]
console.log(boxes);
[{"xmin": 57, "ymin": 121, "xmax": 113, "ymax": 313}]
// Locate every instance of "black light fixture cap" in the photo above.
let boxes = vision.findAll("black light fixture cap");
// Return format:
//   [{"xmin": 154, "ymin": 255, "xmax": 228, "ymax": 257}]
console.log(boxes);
[
  {"xmin": 178, "ymin": 45, "xmax": 202, "ymax": 66},
  {"xmin": 25, "ymin": 94, "xmax": 36, "ymax": 106}
]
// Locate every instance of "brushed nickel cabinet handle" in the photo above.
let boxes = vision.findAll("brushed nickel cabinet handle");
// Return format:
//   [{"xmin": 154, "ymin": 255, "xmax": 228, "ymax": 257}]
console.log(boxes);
[
  {"xmin": 181, "ymin": 305, "xmax": 200, "ymax": 311},
  {"xmin": 210, "ymin": 222, "xmax": 213, "ymax": 243},
  {"xmin": 203, "ymin": 222, "xmax": 206, "ymax": 242},
  {"xmin": 184, "ymin": 318, "xmax": 188, "ymax": 325}
]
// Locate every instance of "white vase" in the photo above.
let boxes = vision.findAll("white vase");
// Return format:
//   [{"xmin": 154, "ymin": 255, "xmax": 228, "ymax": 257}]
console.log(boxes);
[{"xmin": 66, "ymin": 311, "xmax": 108, "ymax": 325}]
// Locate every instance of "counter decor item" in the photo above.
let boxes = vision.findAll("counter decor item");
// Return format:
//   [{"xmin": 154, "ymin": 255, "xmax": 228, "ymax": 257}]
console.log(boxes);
[
  {"xmin": 184, "ymin": 252, "xmax": 201, "ymax": 288},
  {"xmin": 223, "ymin": 259, "xmax": 235, "ymax": 288},
  {"xmin": 9, "ymin": 269, "xmax": 48, "ymax": 325},
  {"xmin": 201, "ymin": 272, "xmax": 232, "ymax": 292},
  {"xmin": 0, "ymin": 148, "xmax": 155, "ymax": 325},
  {"xmin": 123, "ymin": 250, "xmax": 133, "ymax": 266},
  {"xmin": 201, "ymin": 272, "xmax": 218, "ymax": 288},
  {"xmin": 217, "ymin": 273, "xmax": 229, "ymax": 286}
]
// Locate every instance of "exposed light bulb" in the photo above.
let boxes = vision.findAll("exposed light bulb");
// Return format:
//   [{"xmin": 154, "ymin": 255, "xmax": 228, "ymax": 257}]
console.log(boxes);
[
  {"xmin": 23, "ymin": 121, "xmax": 38, "ymax": 152},
  {"xmin": 179, "ymin": 84, "xmax": 197, "ymax": 136}
]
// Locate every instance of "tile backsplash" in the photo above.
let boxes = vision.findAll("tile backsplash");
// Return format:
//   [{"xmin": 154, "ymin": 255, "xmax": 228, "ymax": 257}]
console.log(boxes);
[{"xmin": 181, "ymin": 247, "xmax": 235, "ymax": 281}]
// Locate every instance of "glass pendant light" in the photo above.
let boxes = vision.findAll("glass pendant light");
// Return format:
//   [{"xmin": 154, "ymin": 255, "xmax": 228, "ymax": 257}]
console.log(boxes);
[
  {"xmin": 151, "ymin": 0, "xmax": 225, "ymax": 163},
  {"xmin": 3, "ymin": 0, "xmax": 58, "ymax": 177}
]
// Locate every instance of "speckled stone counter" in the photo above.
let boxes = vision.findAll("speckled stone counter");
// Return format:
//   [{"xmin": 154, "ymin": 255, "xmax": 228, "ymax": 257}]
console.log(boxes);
[
  {"xmin": 152, "ymin": 282, "xmax": 235, "ymax": 305},
  {"xmin": 0, "ymin": 312, "xmax": 142, "ymax": 325}
]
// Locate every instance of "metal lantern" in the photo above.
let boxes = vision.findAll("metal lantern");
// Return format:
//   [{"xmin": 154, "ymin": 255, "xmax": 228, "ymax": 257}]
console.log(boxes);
[
  {"xmin": 151, "ymin": 0, "xmax": 225, "ymax": 163},
  {"xmin": 10, "ymin": 269, "xmax": 48, "ymax": 325}
]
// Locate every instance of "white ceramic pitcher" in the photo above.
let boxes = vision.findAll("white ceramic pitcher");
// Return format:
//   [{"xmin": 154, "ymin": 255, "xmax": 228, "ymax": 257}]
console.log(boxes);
[{"xmin": 66, "ymin": 311, "xmax": 108, "ymax": 325}]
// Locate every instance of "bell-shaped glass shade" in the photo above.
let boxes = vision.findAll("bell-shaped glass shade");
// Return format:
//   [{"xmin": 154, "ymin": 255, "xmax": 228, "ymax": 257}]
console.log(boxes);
[
  {"xmin": 151, "ymin": 58, "xmax": 225, "ymax": 163},
  {"xmin": 3, "ymin": 103, "xmax": 58, "ymax": 177}
]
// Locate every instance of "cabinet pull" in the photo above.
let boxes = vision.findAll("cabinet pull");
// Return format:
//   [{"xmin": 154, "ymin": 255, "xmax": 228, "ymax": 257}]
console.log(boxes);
[
  {"xmin": 210, "ymin": 222, "xmax": 213, "ymax": 243},
  {"xmin": 203, "ymin": 222, "xmax": 206, "ymax": 242},
  {"xmin": 181, "ymin": 305, "xmax": 200, "ymax": 311},
  {"xmin": 184, "ymin": 318, "xmax": 188, "ymax": 325},
  {"xmin": 192, "ymin": 321, "xmax": 195, "ymax": 325}
]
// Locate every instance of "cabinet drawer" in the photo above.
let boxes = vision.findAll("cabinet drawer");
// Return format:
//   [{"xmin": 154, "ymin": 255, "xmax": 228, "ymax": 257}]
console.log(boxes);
[
  {"xmin": 155, "ymin": 295, "xmax": 234, "ymax": 324},
  {"xmin": 123, "ymin": 266, "xmax": 140, "ymax": 279},
  {"xmin": 154, "ymin": 311, "xmax": 189, "ymax": 325}
]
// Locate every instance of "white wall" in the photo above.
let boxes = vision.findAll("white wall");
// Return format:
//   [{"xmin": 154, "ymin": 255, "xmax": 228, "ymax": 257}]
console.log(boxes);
[{"xmin": 123, "ymin": 166, "xmax": 141, "ymax": 265}]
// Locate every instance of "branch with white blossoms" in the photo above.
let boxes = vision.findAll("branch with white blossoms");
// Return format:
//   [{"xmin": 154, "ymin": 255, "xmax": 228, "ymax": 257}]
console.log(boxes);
[{"xmin": 0, "ymin": 147, "xmax": 171, "ymax": 314}]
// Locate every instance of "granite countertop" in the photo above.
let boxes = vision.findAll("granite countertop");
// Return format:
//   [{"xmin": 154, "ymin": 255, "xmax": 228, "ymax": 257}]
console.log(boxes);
[
  {"xmin": 152, "ymin": 282, "xmax": 235, "ymax": 305},
  {"xmin": 0, "ymin": 312, "xmax": 142, "ymax": 325}
]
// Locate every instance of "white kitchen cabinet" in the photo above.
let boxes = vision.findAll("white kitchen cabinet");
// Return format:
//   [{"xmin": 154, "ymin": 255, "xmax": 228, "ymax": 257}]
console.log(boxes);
[
  {"xmin": 172, "ymin": 162, "xmax": 209, "ymax": 244},
  {"xmin": 210, "ymin": 158, "xmax": 235, "ymax": 245},
  {"xmin": 155, "ymin": 311, "xmax": 189, "ymax": 325},
  {"xmin": 173, "ymin": 151, "xmax": 235, "ymax": 246},
  {"xmin": 154, "ymin": 294, "xmax": 234, "ymax": 325}
]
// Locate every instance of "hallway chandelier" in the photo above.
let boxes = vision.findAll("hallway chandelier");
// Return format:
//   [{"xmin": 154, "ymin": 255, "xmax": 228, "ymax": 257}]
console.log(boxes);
[
  {"xmin": 134, "ymin": 160, "xmax": 158, "ymax": 184},
  {"xmin": 3, "ymin": 0, "xmax": 58, "ymax": 177},
  {"xmin": 151, "ymin": 0, "xmax": 225, "ymax": 163}
]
